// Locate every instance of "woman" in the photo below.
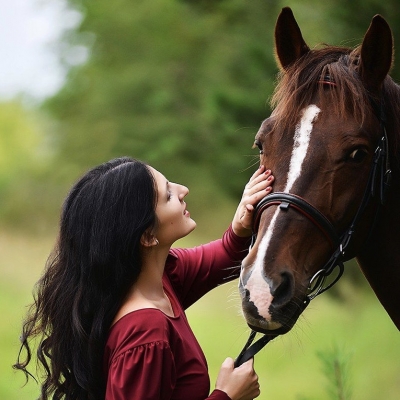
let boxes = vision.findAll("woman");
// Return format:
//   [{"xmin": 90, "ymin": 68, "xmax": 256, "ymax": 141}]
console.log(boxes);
[{"xmin": 14, "ymin": 157, "xmax": 274, "ymax": 400}]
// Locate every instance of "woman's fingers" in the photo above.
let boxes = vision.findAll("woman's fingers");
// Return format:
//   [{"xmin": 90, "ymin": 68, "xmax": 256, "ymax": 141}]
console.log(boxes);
[
  {"xmin": 231, "ymin": 166, "xmax": 274, "ymax": 237},
  {"xmin": 246, "ymin": 166, "xmax": 271, "ymax": 188},
  {"xmin": 243, "ymin": 171, "xmax": 274, "ymax": 205}
]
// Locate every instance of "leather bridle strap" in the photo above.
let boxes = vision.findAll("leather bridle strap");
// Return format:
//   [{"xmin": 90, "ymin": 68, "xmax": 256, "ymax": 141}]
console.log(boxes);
[
  {"xmin": 234, "ymin": 76, "xmax": 392, "ymax": 368},
  {"xmin": 253, "ymin": 192, "xmax": 341, "ymax": 249},
  {"xmin": 234, "ymin": 331, "xmax": 277, "ymax": 368},
  {"xmin": 234, "ymin": 129, "xmax": 391, "ymax": 369},
  {"xmin": 234, "ymin": 191, "xmax": 343, "ymax": 368}
]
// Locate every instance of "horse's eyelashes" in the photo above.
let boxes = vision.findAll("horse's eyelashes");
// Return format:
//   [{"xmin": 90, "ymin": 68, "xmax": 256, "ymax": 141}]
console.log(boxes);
[
  {"xmin": 349, "ymin": 148, "xmax": 368, "ymax": 163},
  {"xmin": 254, "ymin": 140, "xmax": 264, "ymax": 154}
]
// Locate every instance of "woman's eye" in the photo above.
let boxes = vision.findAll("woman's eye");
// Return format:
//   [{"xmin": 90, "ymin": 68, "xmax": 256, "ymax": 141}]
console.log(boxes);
[
  {"xmin": 254, "ymin": 140, "xmax": 263, "ymax": 155},
  {"xmin": 349, "ymin": 148, "xmax": 368, "ymax": 163},
  {"xmin": 167, "ymin": 191, "xmax": 172, "ymax": 200}
]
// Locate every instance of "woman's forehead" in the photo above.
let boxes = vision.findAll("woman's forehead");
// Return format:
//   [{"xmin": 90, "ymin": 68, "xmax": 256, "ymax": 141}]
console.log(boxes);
[{"xmin": 148, "ymin": 167, "xmax": 168, "ymax": 190}]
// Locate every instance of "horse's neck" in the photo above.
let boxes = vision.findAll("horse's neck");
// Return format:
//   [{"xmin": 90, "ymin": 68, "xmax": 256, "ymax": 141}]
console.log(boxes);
[{"xmin": 357, "ymin": 163, "xmax": 400, "ymax": 330}]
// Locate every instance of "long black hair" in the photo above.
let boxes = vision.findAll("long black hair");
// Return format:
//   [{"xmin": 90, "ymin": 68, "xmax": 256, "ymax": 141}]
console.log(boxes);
[{"xmin": 14, "ymin": 157, "xmax": 158, "ymax": 399}]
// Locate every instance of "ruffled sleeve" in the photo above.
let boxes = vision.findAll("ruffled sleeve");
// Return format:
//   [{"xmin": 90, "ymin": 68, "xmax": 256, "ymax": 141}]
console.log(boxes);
[
  {"xmin": 106, "ymin": 340, "xmax": 176, "ymax": 400},
  {"xmin": 208, "ymin": 389, "xmax": 232, "ymax": 399},
  {"xmin": 104, "ymin": 310, "xmax": 178, "ymax": 400},
  {"xmin": 104, "ymin": 310, "xmax": 233, "ymax": 400}
]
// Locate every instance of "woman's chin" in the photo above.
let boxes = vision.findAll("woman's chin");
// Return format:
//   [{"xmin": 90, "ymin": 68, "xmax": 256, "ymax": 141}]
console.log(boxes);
[{"xmin": 187, "ymin": 220, "xmax": 197, "ymax": 233}]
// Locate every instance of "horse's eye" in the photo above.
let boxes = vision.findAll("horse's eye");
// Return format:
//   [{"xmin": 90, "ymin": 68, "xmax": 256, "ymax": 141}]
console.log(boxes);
[
  {"xmin": 349, "ymin": 148, "xmax": 368, "ymax": 163},
  {"xmin": 254, "ymin": 140, "xmax": 263, "ymax": 155}
]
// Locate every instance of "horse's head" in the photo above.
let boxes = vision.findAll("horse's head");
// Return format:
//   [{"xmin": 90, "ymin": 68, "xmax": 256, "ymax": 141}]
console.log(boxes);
[{"xmin": 239, "ymin": 7, "xmax": 394, "ymax": 334}]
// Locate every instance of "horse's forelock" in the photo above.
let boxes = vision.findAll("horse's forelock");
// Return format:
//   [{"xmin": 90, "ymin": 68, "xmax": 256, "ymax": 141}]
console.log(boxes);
[
  {"xmin": 270, "ymin": 45, "xmax": 400, "ymax": 160},
  {"xmin": 271, "ymin": 46, "xmax": 368, "ymax": 128}
]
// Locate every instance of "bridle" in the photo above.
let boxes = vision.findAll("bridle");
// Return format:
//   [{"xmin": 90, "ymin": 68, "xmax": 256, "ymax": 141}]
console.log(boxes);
[{"xmin": 234, "ymin": 86, "xmax": 391, "ymax": 368}]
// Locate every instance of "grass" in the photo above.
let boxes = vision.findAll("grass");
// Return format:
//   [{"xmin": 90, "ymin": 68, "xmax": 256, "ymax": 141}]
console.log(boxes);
[
  {"xmin": 187, "ymin": 279, "xmax": 400, "ymax": 400},
  {"xmin": 1, "ymin": 229, "xmax": 399, "ymax": 400},
  {"xmin": 1, "ymin": 231, "xmax": 55, "ymax": 400}
]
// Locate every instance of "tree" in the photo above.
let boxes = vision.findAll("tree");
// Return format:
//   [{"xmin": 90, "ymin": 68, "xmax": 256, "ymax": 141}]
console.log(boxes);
[
  {"xmin": 0, "ymin": 100, "xmax": 57, "ymax": 229},
  {"xmin": 45, "ymin": 0, "xmax": 280, "ymax": 201},
  {"xmin": 43, "ymin": 0, "xmax": 400, "ymax": 210}
]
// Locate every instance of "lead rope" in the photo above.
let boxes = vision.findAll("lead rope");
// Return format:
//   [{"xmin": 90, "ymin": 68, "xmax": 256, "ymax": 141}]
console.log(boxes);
[
  {"xmin": 234, "ymin": 296, "xmax": 310, "ymax": 367},
  {"xmin": 234, "ymin": 283, "xmax": 317, "ymax": 368},
  {"xmin": 234, "ymin": 332, "xmax": 276, "ymax": 368}
]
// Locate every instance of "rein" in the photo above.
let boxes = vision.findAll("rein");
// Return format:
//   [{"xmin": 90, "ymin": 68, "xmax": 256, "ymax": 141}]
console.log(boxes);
[{"xmin": 234, "ymin": 92, "xmax": 391, "ymax": 368}]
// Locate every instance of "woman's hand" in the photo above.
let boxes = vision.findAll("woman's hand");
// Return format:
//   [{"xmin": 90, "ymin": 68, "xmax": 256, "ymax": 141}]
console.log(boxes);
[
  {"xmin": 215, "ymin": 357, "xmax": 260, "ymax": 400},
  {"xmin": 232, "ymin": 165, "xmax": 274, "ymax": 237}
]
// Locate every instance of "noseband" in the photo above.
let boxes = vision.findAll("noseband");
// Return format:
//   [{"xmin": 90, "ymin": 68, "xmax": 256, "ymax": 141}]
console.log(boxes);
[{"xmin": 235, "ymin": 98, "xmax": 391, "ymax": 368}]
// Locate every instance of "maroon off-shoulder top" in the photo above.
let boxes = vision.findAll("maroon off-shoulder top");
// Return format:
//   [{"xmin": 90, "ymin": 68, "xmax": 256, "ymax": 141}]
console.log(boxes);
[{"xmin": 103, "ymin": 226, "xmax": 250, "ymax": 400}]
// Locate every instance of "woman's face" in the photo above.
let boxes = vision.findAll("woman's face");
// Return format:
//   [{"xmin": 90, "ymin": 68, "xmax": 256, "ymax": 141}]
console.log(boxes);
[{"xmin": 149, "ymin": 167, "xmax": 197, "ymax": 245}]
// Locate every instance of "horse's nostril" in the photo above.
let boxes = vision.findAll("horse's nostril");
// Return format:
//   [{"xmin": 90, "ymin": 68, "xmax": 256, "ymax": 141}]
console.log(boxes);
[{"xmin": 271, "ymin": 271, "xmax": 294, "ymax": 307}]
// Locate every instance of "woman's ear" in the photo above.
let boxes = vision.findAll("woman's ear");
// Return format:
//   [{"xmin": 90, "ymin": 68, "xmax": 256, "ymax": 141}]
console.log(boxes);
[{"xmin": 140, "ymin": 231, "xmax": 159, "ymax": 247}]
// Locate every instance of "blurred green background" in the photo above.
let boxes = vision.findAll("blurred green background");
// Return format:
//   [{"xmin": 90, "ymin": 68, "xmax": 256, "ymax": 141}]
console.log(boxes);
[{"xmin": 1, "ymin": 0, "xmax": 399, "ymax": 399}]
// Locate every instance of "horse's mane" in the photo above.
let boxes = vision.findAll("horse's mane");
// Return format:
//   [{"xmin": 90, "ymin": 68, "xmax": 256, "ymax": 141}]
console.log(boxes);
[{"xmin": 271, "ymin": 45, "xmax": 400, "ymax": 160}]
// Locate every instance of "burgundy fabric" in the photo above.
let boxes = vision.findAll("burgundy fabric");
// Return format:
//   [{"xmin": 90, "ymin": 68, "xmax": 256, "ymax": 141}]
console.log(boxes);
[{"xmin": 104, "ymin": 226, "xmax": 250, "ymax": 400}]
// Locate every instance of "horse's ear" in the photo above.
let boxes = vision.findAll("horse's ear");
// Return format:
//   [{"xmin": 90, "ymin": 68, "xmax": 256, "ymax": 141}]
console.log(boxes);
[
  {"xmin": 274, "ymin": 7, "xmax": 310, "ymax": 70},
  {"xmin": 358, "ymin": 15, "xmax": 393, "ymax": 91}
]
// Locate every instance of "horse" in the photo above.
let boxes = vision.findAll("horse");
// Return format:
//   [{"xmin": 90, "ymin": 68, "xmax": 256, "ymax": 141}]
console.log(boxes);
[{"xmin": 239, "ymin": 7, "xmax": 400, "ymax": 340}]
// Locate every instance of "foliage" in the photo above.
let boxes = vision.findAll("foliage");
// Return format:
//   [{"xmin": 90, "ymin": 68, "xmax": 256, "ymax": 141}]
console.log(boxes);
[
  {"xmin": 44, "ymin": 0, "xmax": 280, "ymax": 203},
  {"xmin": 0, "ymin": 100, "xmax": 59, "ymax": 230},
  {"xmin": 1, "ymin": 1, "xmax": 399, "ymax": 228},
  {"xmin": 329, "ymin": 0, "xmax": 400, "ymax": 83},
  {"xmin": 41, "ymin": 0, "xmax": 400, "ymax": 211},
  {"xmin": 317, "ymin": 344, "xmax": 353, "ymax": 400}
]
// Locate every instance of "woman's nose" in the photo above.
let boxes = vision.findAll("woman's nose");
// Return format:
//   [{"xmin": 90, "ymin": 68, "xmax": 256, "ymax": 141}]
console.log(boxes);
[{"xmin": 179, "ymin": 185, "xmax": 189, "ymax": 200}]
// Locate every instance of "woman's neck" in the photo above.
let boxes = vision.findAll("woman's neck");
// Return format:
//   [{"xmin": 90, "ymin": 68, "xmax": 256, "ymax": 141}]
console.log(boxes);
[
  {"xmin": 139, "ymin": 244, "xmax": 170, "ymax": 291},
  {"xmin": 113, "ymin": 245, "xmax": 174, "ymax": 324}
]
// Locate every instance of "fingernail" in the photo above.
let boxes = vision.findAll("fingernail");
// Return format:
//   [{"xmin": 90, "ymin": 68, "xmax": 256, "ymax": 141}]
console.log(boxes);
[
  {"xmin": 266, "ymin": 187, "xmax": 272, "ymax": 191},
  {"xmin": 267, "ymin": 176, "xmax": 273, "ymax": 181}
]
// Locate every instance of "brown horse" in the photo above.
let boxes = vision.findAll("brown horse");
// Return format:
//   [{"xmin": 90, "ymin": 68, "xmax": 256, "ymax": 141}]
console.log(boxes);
[{"xmin": 239, "ymin": 7, "xmax": 400, "ymax": 337}]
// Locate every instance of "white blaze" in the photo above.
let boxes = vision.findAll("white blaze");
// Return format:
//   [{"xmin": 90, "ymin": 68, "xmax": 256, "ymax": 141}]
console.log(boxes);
[
  {"xmin": 284, "ymin": 105, "xmax": 321, "ymax": 192},
  {"xmin": 244, "ymin": 105, "xmax": 321, "ymax": 320}
]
